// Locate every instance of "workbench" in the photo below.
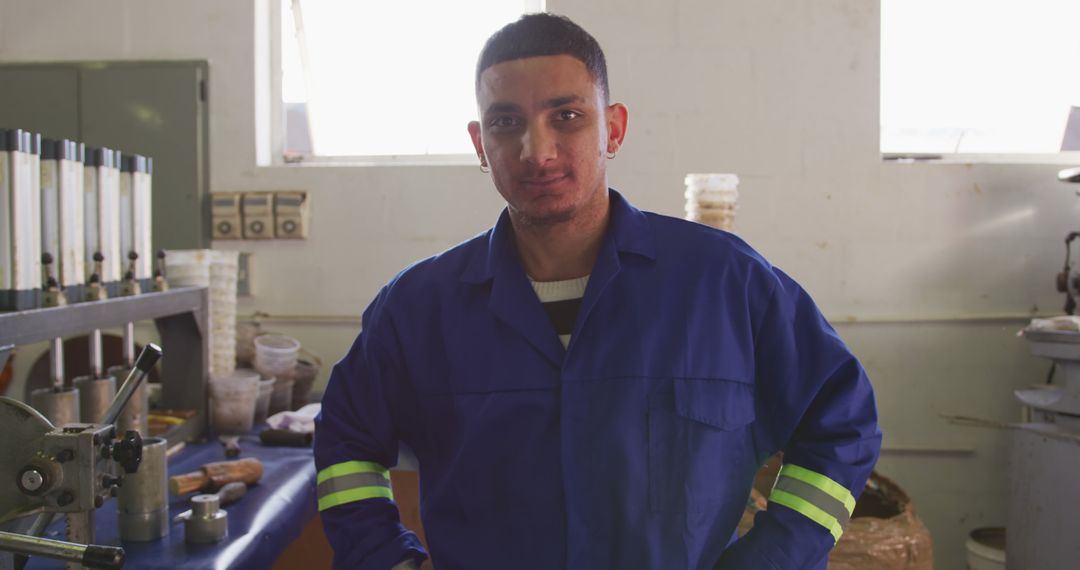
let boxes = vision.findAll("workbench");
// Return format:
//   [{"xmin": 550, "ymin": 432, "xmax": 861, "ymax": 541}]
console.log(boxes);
[{"xmin": 25, "ymin": 432, "xmax": 317, "ymax": 569}]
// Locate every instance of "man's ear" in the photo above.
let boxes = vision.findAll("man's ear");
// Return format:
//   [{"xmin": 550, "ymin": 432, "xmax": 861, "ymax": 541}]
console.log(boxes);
[
  {"xmin": 605, "ymin": 103, "xmax": 629, "ymax": 156},
  {"xmin": 468, "ymin": 121, "xmax": 485, "ymax": 162}
]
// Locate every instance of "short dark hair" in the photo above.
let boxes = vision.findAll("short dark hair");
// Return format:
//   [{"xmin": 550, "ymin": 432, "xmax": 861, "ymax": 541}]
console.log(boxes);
[{"xmin": 475, "ymin": 13, "xmax": 609, "ymax": 102}]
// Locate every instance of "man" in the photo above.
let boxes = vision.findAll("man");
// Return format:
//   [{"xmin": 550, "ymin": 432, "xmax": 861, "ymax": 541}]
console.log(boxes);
[{"xmin": 315, "ymin": 13, "xmax": 880, "ymax": 570}]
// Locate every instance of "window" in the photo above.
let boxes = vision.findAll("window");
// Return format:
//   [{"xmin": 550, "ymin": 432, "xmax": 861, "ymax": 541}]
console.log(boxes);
[
  {"xmin": 881, "ymin": 0, "xmax": 1080, "ymax": 157},
  {"xmin": 282, "ymin": 0, "xmax": 543, "ymax": 162}
]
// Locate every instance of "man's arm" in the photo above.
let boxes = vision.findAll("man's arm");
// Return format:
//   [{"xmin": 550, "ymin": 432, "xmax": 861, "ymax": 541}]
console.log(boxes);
[
  {"xmin": 718, "ymin": 269, "xmax": 882, "ymax": 569},
  {"xmin": 314, "ymin": 289, "xmax": 427, "ymax": 569}
]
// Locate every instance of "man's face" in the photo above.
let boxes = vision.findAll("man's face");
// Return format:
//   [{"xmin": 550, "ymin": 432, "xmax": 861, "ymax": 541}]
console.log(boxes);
[{"xmin": 469, "ymin": 55, "xmax": 626, "ymax": 227}]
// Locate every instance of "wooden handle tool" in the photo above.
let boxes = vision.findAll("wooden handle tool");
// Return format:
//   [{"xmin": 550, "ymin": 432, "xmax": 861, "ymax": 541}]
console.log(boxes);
[{"xmin": 169, "ymin": 457, "xmax": 263, "ymax": 496}]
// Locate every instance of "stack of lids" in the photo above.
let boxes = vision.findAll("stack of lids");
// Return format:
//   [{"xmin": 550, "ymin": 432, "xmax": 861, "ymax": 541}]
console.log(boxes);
[{"xmin": 684, "ymin": 173, "xmax": 739, "ymax": 232}]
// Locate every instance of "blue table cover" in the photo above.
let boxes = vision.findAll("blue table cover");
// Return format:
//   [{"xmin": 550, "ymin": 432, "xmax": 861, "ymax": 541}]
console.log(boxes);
[{"xmin": 28, "ymin": 432, "xmax": 316, "ymax": 570}]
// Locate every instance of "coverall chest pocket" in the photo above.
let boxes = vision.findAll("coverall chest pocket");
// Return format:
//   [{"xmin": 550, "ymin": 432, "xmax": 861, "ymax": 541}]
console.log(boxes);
[{"xmin": 648, "ymin": 378, "xmax": 756, "ymax": 513}]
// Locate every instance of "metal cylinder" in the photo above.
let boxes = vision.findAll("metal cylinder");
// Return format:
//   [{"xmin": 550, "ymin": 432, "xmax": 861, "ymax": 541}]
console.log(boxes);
[
  {"xmin": 73, "ymin": 375, "xmax": 116, "ymax": 425},
  {"xmin": 89, "ymin": 329, "xmax": 103, "ymax": 378},
  {"xmin": 107, "ymin": 365, "xmax": 147, "ymax": 436},
  {"xmin": 30, "ymin": 387, "xmax": 80, "ymax": 427},
  {"xmin": 122, "ymin": 322, "xmax": 135, "ymax": 366},
  {"xmin": 117, "ymin": 437, "xmax": 168, "ymax": 541},
  {"xmin": 50, "ymin": 337, "xmax": 64, "ymax": 389},
  {"xmin": 182, "ymin": 495, "xmax": 228, "ymax": 544}
]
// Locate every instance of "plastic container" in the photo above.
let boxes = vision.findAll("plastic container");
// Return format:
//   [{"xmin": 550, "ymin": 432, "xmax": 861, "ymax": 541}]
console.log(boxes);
[
  {"xmin": 291, "ymin": 348, "xmax": 323, "ymax": 410},
  {"xmin": 966, "ymin": 527, "xmax": 1006, "ymax": 570},
  {"xmin": 235, "ymin": 321, "xmax": 263, "ymax": 366},
  {"xmin": 208, "ymin": 370, "xmax": 259, "ymax": 435},
  {"xmin": 268, "ymin": 378, "xmax": 295, "ymax": 416},
  {"xmin": 253, "ymin": 375, "xmax": 276, "ymax": 424},
  {"xmin": 685, "ymin": 173, "xmax": 739, "ymax": 231},
  {"xmin": 254, "ymin": 334, "xmax": 300, "ymax": 383}
]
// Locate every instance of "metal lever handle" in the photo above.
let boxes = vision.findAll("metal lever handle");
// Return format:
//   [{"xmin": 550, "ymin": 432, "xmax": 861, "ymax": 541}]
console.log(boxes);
[
  {"xmin": 100, "ymin": 343, "xmax": 162, "ymax": 426},
  {"xmin": 0, "ymin": 530, "xmax": 124, "ymax": 569}
]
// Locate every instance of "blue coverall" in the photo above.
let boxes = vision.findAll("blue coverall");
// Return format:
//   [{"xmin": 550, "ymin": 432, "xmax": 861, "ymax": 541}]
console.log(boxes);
[{"xmin": 314, "ymin": 190, "xmax": 882, "ymax": 569}]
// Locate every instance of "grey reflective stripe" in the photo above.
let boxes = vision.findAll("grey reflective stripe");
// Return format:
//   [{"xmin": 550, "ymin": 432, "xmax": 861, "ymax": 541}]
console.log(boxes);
[
  {"xmin": 773, "ymin": 475, "xmax": 851, "ymax": 529},
  {"xmin": 316, "ymin": 472, "xmax": 391, "ymax": 500}
]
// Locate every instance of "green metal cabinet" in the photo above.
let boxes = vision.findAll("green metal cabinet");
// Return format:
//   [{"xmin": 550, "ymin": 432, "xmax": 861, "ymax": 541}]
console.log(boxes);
[{"xmin": 0, "ymin": 61, "xmax": 210, "ymax": 250}]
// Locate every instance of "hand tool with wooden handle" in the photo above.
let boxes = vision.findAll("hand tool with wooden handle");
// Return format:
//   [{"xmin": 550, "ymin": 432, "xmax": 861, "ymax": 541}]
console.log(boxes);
[{"xmin": 168, "ymin": 458, "xmax": 263, "ymax": 496}]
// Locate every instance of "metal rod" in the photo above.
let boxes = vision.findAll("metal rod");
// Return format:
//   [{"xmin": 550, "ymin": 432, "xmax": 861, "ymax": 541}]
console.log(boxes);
[
  {"xmin": 100, "ymin": 343, "xmax": 162, "ymax": 426},
  {"xmin": 0, "ymin": 530, "xmax": 124, "ymax": 569},
  {"xmin": 89, "ymin": 330, "xmax": 103, "ymax": 378},
  {"xmin": 13, "ymin": 512, "xmax": 56, "ymax": 570},
  {"xmin": 50, "ymin": 338, "xmax": 64, "ymax": 389},
  {"xmin": 123, "ymin": 322, "xmax": 135, "ymax": 367}
]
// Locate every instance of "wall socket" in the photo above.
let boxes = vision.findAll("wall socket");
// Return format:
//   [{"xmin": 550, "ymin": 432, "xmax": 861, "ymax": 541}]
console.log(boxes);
[{"xmin": 211, "ymin": 191, "xmax": 308, "ymax": 240}]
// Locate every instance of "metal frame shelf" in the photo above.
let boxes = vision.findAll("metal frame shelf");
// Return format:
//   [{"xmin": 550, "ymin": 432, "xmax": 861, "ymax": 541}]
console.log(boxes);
[{"xmin": 0, "ymin": 287, "xmax": 209, "ymax": 443}]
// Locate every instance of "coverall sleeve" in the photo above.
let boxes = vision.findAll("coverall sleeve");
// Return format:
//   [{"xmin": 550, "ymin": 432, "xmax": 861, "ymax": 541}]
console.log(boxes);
[
  {"xmin": 717, "ymin": 269, "xmax": 882, "ymax": 570},
  {"xmin": 314, "ymin": 289, "xmax": 427, "ymax": 569}
]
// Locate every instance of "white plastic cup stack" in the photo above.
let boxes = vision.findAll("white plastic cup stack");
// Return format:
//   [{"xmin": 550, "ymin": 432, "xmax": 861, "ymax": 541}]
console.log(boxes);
[
  {"xmin": 208, "ymin": 369, "xmax": 259, "ymax": 435},
  {"xmin": 165, "ymin": 249, "xmax": 240, "ymax": 375},
  {"xmin": 209, "ymin": 251, "xmax": 239, "ymax": 374},
  {"xmin": 685, "ymin": 173, "xmax": 739, "ymax": 232},
  {"xmin": 255, "ymin": 334, "xmax": 300, "ymax": 414}
]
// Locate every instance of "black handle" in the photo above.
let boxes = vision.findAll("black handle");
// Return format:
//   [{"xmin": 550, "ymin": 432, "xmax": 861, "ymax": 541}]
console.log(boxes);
[
  {"xmin": 134, "ymin": 343, "xmax": 162, "ymax": 372},
  {"xmin": 82, "ymin": 545, "xmax": 125, "ymax": 569}
]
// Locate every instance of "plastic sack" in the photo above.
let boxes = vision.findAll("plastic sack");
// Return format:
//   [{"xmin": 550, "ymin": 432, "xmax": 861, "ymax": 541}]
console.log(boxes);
[
  {"xmin": 829, "ymin": 472, "xmax": 934, "ymax": 570},
  {"xmin": 738, "ymin": 468, "xmax": 934, "ymax": 570}
]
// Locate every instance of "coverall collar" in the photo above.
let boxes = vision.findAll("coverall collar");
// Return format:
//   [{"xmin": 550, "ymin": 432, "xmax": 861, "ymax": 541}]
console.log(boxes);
[{"xmin": 461, "ymin": 189, "xmax": 656, "ymax": 367}]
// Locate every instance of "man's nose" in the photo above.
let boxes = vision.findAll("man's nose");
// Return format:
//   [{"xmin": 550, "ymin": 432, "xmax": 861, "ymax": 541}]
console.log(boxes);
[{"xmin": 520, "ymin": 125, "xmax": 557, "ymax": 165}]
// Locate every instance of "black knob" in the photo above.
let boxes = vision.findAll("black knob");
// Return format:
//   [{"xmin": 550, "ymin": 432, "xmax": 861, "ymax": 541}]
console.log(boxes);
[
  {"xmin": 128, "ymin": 250, "xmax": 139, "ymax": 261},
  {"xmin": 112, "ymin": 430, "xmax": 143, "ymax": 475},
  {"xmin": 157, "ymin": 249, "xmax": 166, "ymax": 259},
  {"xmin": 41, "ymin": 252, "xmax": 54, "ymax": 265},
  {"xmin": 82, "ymin": 545, "xmax": 126, "ymax": 570},
  {"xmin": 93, "ymin": 252, "xmax": 104, "ymax": 263}
]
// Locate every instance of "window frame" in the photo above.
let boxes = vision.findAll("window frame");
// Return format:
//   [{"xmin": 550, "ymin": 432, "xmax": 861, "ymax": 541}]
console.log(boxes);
[
  {"xmin": 266, "ymin": 0, "xmax": 543, "ymax": 167},
  {"xmin": 879, "ymin": 0, "xmax": 1080, "ymax": 165}
]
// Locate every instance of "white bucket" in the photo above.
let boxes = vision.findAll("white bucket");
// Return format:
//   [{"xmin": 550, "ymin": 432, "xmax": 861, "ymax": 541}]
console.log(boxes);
[{"xmin": 966, "ymin": 527, "xmax": 1006, "ymax": 570}]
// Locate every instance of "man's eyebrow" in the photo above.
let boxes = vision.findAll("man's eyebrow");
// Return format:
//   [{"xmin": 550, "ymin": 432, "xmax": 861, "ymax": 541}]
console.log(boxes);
[
  {"xmin": 484, "ymin": 102, "xmax": 522, "ymax": 115},
  {"xmin": 483, "ymin": 95, "xmax": 585, "ymax": 116},
  {"xmin": 542, "ymin": 95, "xmax": 584, "ymax": 108}
]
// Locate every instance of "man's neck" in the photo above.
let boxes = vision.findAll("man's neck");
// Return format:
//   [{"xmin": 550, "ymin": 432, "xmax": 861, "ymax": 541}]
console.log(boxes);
[{"xmin": 510, "ymin": 191, "xmax": 610, "ymax": 282}]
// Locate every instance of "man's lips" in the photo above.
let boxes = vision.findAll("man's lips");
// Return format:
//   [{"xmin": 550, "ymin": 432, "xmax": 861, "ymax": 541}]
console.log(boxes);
[{"xmin": 519, "ymin": 174, "xmax": 569, "ymax": 187}]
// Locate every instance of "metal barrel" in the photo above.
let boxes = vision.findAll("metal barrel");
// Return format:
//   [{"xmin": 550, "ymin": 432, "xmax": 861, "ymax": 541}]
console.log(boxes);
[
  {"xmin": 30, "ymin": 387, "xmax": 80, "ymax": 427},
  {"xmin": 73, "ymin": 375, "xmax": 116, "ymax": 425},
  {"xmin": 106, "ymin": 365, "xmax": 147, "ymax": 436},
  {"xmin": 117, "ymin": 437, "xmax": 169, "ymax": 541}
]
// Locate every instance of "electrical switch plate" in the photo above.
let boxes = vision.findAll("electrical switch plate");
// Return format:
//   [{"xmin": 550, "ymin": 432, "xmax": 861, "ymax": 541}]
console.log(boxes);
[
  {"xmin": 241, "ymin": 192, "xmax": 274, "ymax": 240},
  {"xmin": 211, "ymin": 192, "xmax": 243, "ymax": 240},
  {"xmin": 274, "ymin": 191, "xmax": 308, "ymax": 239}
]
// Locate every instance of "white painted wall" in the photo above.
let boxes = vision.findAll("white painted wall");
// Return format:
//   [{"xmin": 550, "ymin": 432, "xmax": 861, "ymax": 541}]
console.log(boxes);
[{"xmin": 3, "ymin": 1, "xmax": 1076, "ymax": 568}]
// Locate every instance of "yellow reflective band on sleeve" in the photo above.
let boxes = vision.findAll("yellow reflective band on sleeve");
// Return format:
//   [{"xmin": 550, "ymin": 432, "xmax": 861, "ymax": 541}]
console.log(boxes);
[
  {"xmin": 317, "ymin": 461, "xmax": 390, "ymax": 485},
  {"xmin": 778, "ymin": 464, "xmax": 856, "ymax": 515},
  {"xmin": 768, "ymin": 488, "xmax": 844, "ymax": 543},
  {"xmin": 318, "ymin": 486, "xmax": 394, "ymax": 511}
]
